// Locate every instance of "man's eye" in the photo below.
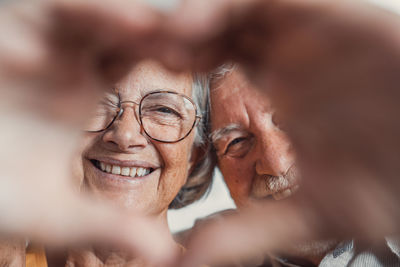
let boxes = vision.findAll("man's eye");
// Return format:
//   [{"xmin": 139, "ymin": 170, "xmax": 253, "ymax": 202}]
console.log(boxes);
[
  {"xmin": 224, "ymin": 137, "xmax": 251, "ymax": 157},
  {"xmin": 227, "ymin": 137, "xmax": 246, "ymax": 149}
]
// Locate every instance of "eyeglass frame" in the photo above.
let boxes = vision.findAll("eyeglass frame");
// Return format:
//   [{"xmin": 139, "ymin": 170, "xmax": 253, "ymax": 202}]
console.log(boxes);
[{"xmin": 86, "ymin": 90, "xmax": 202, "ymax": 143}]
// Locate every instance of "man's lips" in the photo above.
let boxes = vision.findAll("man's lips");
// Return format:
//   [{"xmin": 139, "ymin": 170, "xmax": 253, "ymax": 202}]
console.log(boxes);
[
  {"xmin": 271, "ymin": 185, "xmax": 299, "ymax": 200},
  {"xmin": 89, "ymin": 158, "xmax": 158, "ymax": 178},
  {"xmin": 251, "ymin": 177, "xmax": 300, "ymax": 201}
]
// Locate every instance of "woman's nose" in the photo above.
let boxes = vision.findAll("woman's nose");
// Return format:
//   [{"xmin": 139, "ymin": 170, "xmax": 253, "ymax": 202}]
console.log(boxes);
[
  {"xmin": 102, "ymin": 106, "xmax": 148, "ymax": 151},
  {"xmin": 255, "ymin": 128, "xmax": 294, "ymax": 177}
]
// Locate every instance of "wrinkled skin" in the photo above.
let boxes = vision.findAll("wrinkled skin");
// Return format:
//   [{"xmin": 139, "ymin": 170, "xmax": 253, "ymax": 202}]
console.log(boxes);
[
  {"xmin": 210, "ymin": 68, "xmax": 297, "ymax": 208},
  {"xmin": 82, "ymin": 61, "xmax": 195, "ymax": 216},
  {"xmin": 1, "ymin": 0, "xmax": 400, "ymax": 266}
]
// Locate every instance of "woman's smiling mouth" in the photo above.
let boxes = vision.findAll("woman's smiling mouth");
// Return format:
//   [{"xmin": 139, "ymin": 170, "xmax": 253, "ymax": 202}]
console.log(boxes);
[{"xmin": 90, "ymin": 159, "xmax": 155, "ymax": 178}]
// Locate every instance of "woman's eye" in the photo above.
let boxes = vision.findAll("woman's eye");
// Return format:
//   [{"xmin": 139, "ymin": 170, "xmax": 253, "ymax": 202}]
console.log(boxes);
[
  {"xmin": 157, "ymin": 107, "xmax": 174, "ymax": 114},
  {"xmin": 155, "ymin": 106, "xmax": 182, "ymax": 117}
]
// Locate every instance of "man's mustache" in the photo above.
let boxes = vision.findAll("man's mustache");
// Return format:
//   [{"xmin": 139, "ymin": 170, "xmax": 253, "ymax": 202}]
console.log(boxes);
[
  {"xmin": 250, "ymin": 165, "xmax": 300, "ymax": 200},
  {"xmin": 264, "ymin": 165, "xmax": 299, "ymax": 193}
]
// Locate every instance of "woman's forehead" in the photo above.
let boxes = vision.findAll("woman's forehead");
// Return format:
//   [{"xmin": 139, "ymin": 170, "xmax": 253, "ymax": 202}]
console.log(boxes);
[{"xmin": 116, "ymin": 61, "xmax": 192, "ymax": 98}]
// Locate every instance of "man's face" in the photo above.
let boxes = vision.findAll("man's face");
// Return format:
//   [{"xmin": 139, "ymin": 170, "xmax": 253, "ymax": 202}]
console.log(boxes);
[{"xmin": 210, "ymin": 69, "xmax": 299, "ymax": 208}]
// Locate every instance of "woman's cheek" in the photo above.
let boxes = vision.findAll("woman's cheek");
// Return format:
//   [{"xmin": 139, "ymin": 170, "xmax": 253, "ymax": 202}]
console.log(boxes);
[
  {"xmin": 71, "ymin": 137, "xmax": 94, "ymax": 190},
  {"xmin": 70, "ymin": 155, "xmax": 84, "ymax": 191},
  {"xmin": 163, "ymin": 141, "xmax": 192, "ymax": 186}
]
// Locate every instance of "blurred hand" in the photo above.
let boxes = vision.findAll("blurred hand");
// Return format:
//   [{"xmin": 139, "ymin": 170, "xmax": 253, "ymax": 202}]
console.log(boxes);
[
  {"xmin": 156, "ymin": 0, "xmax": 400, "ymax": 266},
  {"xmin": 0, "ymin": 0, "xmax": 178, "ymax": 265},
  {"xmin": 0, "ymin": 238, "xmax": 25, "ymax": 267}
]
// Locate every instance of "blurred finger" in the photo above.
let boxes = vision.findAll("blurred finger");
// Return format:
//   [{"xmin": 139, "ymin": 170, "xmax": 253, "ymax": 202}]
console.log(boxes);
[{"xmin": 180, "ymin": 200, "xmax": 314, "ymax": 267}]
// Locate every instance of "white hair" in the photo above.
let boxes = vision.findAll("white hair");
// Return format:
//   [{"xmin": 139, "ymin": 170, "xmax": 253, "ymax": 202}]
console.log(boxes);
[
  {"xmin": 169, "ymin": 73, "xmax": 216, "ymax": 209},
  {"xmin": 192, "ymin": 73, "xmax": 209, "ymax": 146},
  {"xmin": 208, "ymin": 63, "xmax": 236, "ymax": 86}
]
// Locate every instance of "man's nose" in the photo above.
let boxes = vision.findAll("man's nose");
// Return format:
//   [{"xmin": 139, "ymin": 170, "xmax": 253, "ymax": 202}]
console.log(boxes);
[
  {"xmin": 102, "ymin": 106, "xmax": 148, "ymax": 151},
  {"xmin": 255, "ymin": 128, "xmax": 294, "ymax": 177}
]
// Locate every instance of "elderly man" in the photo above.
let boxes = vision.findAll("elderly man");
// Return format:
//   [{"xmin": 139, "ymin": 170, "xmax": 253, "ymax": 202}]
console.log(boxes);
[{"xmin": 208, "ymin": 65, "xmax": 400, "ymax": 267}]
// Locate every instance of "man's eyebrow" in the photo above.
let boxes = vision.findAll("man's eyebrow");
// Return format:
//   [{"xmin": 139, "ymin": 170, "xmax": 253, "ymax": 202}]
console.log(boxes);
[{"xmin": 210, "ymin": 123, "xmax": 244, "ymax": 144}]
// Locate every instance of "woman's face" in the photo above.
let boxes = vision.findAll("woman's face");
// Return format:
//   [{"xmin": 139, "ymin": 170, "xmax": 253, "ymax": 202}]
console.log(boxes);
[{"xmin": 81, "ymin": 61, "xmax": 195, "ymax": 216}]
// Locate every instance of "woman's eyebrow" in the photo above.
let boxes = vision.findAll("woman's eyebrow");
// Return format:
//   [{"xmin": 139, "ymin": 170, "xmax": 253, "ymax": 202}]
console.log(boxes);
[
  {"xmin": 210, "ymin": 123, "xmax": 244, "ymax": 144},
  {"xmin": 101, "ymin": 89, "xmax": 120, "ymax": 105},
  {"xmin": 147, "ymin": 88, "xmax": 179, "ymax": 94}
]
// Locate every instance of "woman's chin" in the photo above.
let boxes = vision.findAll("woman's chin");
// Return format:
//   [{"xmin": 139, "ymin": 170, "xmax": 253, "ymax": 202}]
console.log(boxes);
[
  {"xmin": 82, "ymin": 159, "xmax": 164, "ymax": 213},
  {"xmin": 86, "ymin": 185, "xmax": 161, "ymax": 214}
]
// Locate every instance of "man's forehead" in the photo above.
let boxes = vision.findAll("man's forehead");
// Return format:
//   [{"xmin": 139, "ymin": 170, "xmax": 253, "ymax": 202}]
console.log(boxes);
[
  {"xmin": 210, "ymin": 91, "xmax": 247, "ymax": 131},
  {"xmin": 210, "ymin": 86, "xmax": 272, "ymax": 126},
  {"xmin": 211, "ymin": 71, "xmax": 247, "ymax": 99},
  {"xmin": 210, "ymin": 68, "xmax": 275, "ymax": 135},
  {"xmin": 210, "ymin": 69, "xmax": 270, "ymax": 107},
  {"xmin": 211, "ymin": 83, "xmax": 242, "ymax": 101}
]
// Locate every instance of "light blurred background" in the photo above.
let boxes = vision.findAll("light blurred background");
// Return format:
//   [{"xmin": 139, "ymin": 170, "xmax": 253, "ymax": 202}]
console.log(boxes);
[
  {"xmin": 369, "ymin": 0, "xmax": 400, "ymax": 14},
  {"xmin": 168, "ymin": 169, "xmax": 235, "ymax": 233}
]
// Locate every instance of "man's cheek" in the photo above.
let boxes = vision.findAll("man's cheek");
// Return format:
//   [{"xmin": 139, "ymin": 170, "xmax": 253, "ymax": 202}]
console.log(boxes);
[{"xmin": 222, "ymin": 160, "xmax": 246, "ymax": 177}]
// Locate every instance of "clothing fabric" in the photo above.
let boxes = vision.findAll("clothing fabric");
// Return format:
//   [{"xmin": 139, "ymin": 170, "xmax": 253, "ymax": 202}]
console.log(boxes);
[
  {"xmin": 274, "ymin": 238, "xmax": 400, "ymax": 267},
  {"xmin": 26, "ymin": 244, "xmax": 48, "ymax": 267},
  {"xmin": 319, "ymin": 238, "xmax": 400, "ymax": 267}
]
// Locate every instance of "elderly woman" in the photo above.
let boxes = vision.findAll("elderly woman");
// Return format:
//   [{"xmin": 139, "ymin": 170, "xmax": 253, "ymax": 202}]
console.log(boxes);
[{"xmin": 40, "ymin": 60, "xmax": 213, "ymax": 266}]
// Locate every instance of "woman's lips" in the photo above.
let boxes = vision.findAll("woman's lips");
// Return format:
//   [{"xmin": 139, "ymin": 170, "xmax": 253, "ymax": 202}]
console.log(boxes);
[{"xmin": 89, "ymin": 157, "xmax": 159, "ymax": 179}]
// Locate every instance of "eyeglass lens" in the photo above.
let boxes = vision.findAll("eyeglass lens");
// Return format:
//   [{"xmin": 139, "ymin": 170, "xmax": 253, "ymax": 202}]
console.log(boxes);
[{"xmin": 84, "ymin": 92, "xmax": 197, "ymax": 143}]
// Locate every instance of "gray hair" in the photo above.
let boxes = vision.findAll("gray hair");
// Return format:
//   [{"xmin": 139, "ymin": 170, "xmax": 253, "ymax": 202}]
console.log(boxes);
[
  {"xmin": 209, "ymin": 63, "xmax": 236, "ymax": 87},
  {"xmin": 169, "ymin": 64, "xmax": 238, "ymax": 208},
  {"xmin": 169, "ymin": 73, "xmax": 217, "ymax": 209}
]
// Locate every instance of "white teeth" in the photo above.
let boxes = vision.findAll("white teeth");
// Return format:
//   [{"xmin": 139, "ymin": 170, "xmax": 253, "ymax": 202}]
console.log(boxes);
[
  {"xmin": 97, "ymin": 161, "xmax": 151, "ymax": 177},
  {"xmin": 105, "ymin": 164, "xmax": 111, "ymax": 173},
  {"xmin": 111, "ymin": 165, "xmax": 121, "ymax": 175},
  {"xmin": 121, "ymin": 167, "xmax": 130, "ymax": 176},
  {"xmin": 130, "ymin": 167, "xmax": 137, "ymax": 177}
]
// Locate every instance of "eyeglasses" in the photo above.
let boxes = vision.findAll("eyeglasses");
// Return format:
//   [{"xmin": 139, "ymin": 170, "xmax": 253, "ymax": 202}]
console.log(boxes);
[{"xmin": 85, "ymin": 90, "xmax": 202, "ymax": 143}]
